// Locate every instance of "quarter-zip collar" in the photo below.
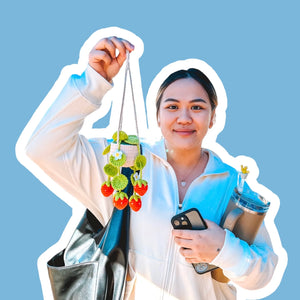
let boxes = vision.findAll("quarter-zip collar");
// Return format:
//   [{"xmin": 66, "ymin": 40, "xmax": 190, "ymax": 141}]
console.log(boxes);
[{"xmin": 142, "ymin": 138, "xmax": 230, "ymax": 177}]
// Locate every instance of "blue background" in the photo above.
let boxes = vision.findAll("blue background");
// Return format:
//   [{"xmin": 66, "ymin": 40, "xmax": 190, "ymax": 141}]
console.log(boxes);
[{"xmin": 2, "ymin": 0, "xmax": 299, "ymax": 299}]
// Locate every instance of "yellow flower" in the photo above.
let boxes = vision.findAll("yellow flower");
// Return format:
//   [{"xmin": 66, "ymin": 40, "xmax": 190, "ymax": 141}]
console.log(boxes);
[
  {"xmin": 133, "ymin": 172, "xmax": 140, "ymax": 181},
  {"xmin": 241, "ymin": 165, "xmax": 249, "ymax": 174},
  {"xmin": 113, "ymin": 150, "xmax": 123, "ymax": 161}
]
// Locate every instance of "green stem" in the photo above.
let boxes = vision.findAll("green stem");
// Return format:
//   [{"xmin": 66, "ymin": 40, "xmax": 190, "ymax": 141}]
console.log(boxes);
[{"xmin": 137, "ymin": 143, "xmax": 141, "ymax": 155}]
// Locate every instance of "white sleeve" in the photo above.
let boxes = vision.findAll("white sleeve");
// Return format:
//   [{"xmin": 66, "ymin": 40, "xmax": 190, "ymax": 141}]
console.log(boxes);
[
  {"xmin": 211, "ymin": 222, "xmax": 278, "ymax": 290},
  {"xmin": 25, "ymin": 65, "xmax": 114, "ymax": 224}
]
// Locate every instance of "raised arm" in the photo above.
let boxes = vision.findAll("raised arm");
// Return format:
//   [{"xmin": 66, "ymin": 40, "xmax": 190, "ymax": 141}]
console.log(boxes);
[{"xmin": 24, "ymin": 37, "xmax": 134, "ymax": 223}]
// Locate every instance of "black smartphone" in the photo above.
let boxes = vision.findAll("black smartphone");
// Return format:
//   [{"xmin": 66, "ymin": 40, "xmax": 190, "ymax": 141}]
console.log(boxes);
[{"xmin": 171, "ymin": 208, "xmax": 218, "ymax": 274}]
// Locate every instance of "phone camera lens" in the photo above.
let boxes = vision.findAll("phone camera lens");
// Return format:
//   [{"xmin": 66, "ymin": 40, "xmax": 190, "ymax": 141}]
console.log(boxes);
[{"xmin": 195, "ymin": 263, "xmax": 209, "ymax": 273}]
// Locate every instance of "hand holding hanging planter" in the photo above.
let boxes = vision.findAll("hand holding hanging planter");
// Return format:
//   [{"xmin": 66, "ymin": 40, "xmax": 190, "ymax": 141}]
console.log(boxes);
[{"xmin": 100, "ymin": 52, "xmax": 147, "ymax": 212}]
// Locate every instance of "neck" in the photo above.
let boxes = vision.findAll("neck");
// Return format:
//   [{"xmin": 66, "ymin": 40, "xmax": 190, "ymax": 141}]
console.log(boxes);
[
  {"xmin": 165, "ymin": 144, "xmax": 208, "ymax": 196},
  {"xmin": 166, "ymin": 144, "xmax": 203, "ymax": 168}
]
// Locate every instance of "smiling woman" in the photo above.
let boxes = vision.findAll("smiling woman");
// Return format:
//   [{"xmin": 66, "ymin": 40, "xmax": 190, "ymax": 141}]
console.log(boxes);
[
  {"xmin": 17, "ymin": 31, "xmax": 282, "ymax": 300},
  {"xmin": 157, "ymin": 77, "xmax": 216, "ymax": 202},
  {"xmin": 158, "ymin": 78, "xmax": 214, "ymax": 151}
]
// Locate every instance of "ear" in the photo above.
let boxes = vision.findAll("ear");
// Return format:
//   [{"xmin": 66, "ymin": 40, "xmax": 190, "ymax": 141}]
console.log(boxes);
[
  {"xmin": 209, "ymin": 110, "xmax": 216, "ymax": 129},
  {"xmin": 157, "ymin": 116, "xmax": 160, "ymax": 127}
]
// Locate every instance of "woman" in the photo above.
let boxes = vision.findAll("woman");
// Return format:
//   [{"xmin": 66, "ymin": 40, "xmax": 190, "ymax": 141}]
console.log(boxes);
[{"xmin": 24, "ymin": 36, "xmax": 277, "ymax": 299}]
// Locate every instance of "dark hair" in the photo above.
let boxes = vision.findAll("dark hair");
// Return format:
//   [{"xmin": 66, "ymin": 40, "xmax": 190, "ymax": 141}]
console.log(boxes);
[{"xmin": 155, "ymin": 68, "xmax": 217, "ymax": 117}]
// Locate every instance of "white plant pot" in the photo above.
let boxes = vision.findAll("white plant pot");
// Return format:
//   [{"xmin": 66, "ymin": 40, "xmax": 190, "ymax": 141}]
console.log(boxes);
[{"xmin": 110, "ymin": 143, "xmax": 139, "ymax": 167}]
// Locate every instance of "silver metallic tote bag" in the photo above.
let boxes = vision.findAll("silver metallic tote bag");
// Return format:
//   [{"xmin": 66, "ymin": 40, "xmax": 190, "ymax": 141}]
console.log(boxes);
[{"xmin": 47, "ymin": 167, "xmax": 133, "ymax": 300}]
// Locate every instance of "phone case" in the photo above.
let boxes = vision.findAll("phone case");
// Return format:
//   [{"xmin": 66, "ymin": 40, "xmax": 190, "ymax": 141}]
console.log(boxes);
[
  {"xmin": 171, "ymin": 208, "xmax": 218, "ymax": 274},
  {"xmin": 171, "ymin": 208, "xmax": 207, "ymax": 230}
]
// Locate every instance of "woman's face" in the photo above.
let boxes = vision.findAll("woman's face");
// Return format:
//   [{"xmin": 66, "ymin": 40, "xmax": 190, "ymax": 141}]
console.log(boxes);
[{"xmin": 157, "ymin": 77, "xmax": 215, "ymax": 152}]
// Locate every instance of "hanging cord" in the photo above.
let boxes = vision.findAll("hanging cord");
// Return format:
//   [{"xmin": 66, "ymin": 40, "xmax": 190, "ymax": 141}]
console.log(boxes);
[{"xmin": 117, "ymin": 51, "xmax": 140, "ymax": 150}]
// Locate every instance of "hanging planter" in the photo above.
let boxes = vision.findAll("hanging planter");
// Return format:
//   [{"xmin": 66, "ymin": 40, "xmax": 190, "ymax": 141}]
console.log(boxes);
[
  {"xmin": 101, "ymin": 130, "xmax": 148, "ymax": 212},
  {"xmin": 100, "ymin": 52, "xmax": 148, "ymax": 212}
]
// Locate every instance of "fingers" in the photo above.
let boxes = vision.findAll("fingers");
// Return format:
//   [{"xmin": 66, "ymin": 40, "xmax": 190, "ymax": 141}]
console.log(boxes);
[
  {"xmin": 172, "ymin": 221, "xmax": 225, "ymax": 263},
  {"xmin": 94, "ymin": 37, "xmax": 116, "ymax": 58},
  {"xmin": 110, "ymin": 37, "xmax": 128, "ymax": 67},
  {"xmin": 172, "ymin": 229, "xmax": 202, "ymax": 239},
  {"xmin": 92, "ymin": 36, "xmax": 134, "ymax": 61},
  {"xmin": 89, "ymin": 36, "xmax": 135, "ymax": 81},
  {"xmin": 185, "ymin": 258, "xmax": 200, "ymax": 264},
  {"xmin": 179, "ymin": 247, "xmax": 194, "ymax": 259},
  {"xmin": 89, "ymin": 49, "xmax": 112, "ymax": 66},
  {"xmin": 178, "ymin": 246, "xmax": 210, "ymax": 263},
  {"xmin": 180, "ymin": 250, "xmax": 207, "ymax": 263},
  {"xmin": 178, "ymin": 245, "xmax": 210, "ymax": 263},
  {"xmin": 172, "ymin": 230, "xmax": 204, "ymax": 250},
  {"xmin": 110, "ymin": 37, "xmax": 135, "ymax": 67},
  {"xmin": 173, "ymin": 230, "xmax": 200, "ymax": 259},
  {"xmin": 174, "ymin": 236, "xmax": 194, "ymax": 249}
]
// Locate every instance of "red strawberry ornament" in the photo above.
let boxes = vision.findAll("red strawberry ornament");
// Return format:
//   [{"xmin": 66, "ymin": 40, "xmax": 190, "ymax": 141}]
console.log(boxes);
[
  {"xmin": 129, "ymin": 195, "xmax": 142, "ymax": 212},
  {"xmin": 101, "ymin": 181, "xmax": 114, "ymax": 197},
  {"xmin": 134, "ymin": 179, "xmax": 148, "ymax": 196},
  {"xmin": 113, "ymin": 192, "xmax": 129, "ymax": 210}
]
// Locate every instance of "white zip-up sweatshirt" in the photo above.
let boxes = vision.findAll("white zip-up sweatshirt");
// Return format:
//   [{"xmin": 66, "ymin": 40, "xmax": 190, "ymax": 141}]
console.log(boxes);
[{"xmin": 25, "ymin": 66, "xmax": 278, "ymax": 300}]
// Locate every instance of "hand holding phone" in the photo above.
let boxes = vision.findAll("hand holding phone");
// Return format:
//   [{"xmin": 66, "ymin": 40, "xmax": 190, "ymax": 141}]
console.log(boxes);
[{"xmin": 171, "ymin": 208, "xmax": 218, "ymax": 274}]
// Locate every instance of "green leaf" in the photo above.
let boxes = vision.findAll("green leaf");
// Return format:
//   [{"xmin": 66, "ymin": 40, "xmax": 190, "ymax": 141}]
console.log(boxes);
[
  {"xmin": 110, "ymin": 153, "xmax": 127, "ymax": 167},
  {"xmin": 112, "ymin": 174, "xmax": 128, "ymax": 191},
  {"xmin": 124, "ymin": 135, "xmax": 139, "ymax": 145},
  {"xmin": 129, "ymin": 194, "xmax": 140, "ymax": 202},
  {"xmin": 102, "ymin": 180, "xmax": 111, "ymax": 187},
  {"xmin": 102, "ymin": 144, "xmax": 111, "ymax": 155},
  {"xmin": 112, "ymin": 131, "xmax": 128, "ymax": 142},
  {"xmin": 130, "ymin": 165, "xmax": 137, "ymax": 172},
  {"xmin": 134, "ymin": 155, "xmax": 147, "ymax": 170},
  {"xmin": 114, "ymin": 191, "xmax": 125, "ymax": 200},
  {"xmin": 103, "ymin": 164, "xmax": 118, "ymax": 177},
  {"xmin": 134, "ymin": 179, "xmax": 147, "ymax": 187},
  {"xmin": 119, "ymin": 192, "xmax": 128, "ymax": 200}
]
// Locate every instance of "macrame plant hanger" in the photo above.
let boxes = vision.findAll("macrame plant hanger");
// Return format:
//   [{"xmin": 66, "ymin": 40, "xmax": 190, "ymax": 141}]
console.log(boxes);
[
  {"xmin": 101, "ymin": 51, "xmax": 148, "ymax": 212},
  {"xmin": 117, "ymin": 51, "xmax": 139, "ymax": 152}
]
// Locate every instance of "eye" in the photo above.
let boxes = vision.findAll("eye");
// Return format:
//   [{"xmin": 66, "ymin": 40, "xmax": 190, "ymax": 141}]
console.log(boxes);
[
  {"xmin": 166, "ymin": 104, "xmax": 178, "ymax": 110},
  {"xmin": 191, "ymin": 105, "xmax": 203, "ymax": 111}
]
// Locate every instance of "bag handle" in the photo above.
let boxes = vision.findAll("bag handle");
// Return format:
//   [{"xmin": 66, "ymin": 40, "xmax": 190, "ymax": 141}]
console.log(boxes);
[{"xmin": 222, "ymin": 207, "xmax": 243, "ymax": 231}]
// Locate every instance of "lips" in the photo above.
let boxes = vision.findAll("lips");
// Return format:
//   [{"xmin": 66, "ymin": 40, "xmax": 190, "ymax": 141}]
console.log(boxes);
[{"xmin": 173, "ymin": 129, "xmax": 196, "ymax": 136}]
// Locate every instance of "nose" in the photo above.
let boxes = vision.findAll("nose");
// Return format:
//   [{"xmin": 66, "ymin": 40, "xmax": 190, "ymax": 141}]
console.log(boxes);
[{"xmin": 177, "ymin": 108, "xmax": 192, "ymax": 124}]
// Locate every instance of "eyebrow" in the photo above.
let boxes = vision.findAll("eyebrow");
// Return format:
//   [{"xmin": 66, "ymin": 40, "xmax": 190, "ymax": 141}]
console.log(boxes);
[{"xmin": 163, "ymin": 98, "xmax": 208, "ymax": 104}]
